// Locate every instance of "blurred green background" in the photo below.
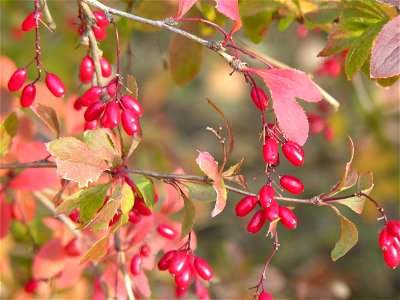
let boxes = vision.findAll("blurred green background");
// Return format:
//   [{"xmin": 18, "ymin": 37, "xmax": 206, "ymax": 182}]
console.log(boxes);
[{"xmin": 1, "ymin": 0, "xmax": 399, "ymax": 299}]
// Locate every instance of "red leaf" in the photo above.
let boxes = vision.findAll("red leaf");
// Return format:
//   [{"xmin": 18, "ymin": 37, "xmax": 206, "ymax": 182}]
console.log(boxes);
[
  {"xmin": 174, "ymin": 0, "xmax": 197, "ymax": 19},
  {"xmin": 54, "ymin": 257, "xmax": 86, "ymax": 289},
  {"xmin": 33, "ymin": 237, "xmax": 67, "ymax": 279},
  {"xmin": 248, "ymin": 68, "xmax": 322, "ymax": 145},
  {"xmin": 215, "ymin": 0, "xmax": 242, "ymax": 32},
  {"xmin": 370, "ymin": 16, "xmax": 400, "ymax": 78},
  {"xmin": 0, "ymin": 194, "xmax": 12, "ymax": 239}
]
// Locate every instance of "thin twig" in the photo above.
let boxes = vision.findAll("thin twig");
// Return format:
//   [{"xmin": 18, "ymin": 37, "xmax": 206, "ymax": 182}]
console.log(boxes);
[
  {"xmin": 115, "ymin": 231, "xmax": 135, "ymax": 300},
  {"xmin": 39, "ymin": 0, "xmax": 56, "ymax": 31}
]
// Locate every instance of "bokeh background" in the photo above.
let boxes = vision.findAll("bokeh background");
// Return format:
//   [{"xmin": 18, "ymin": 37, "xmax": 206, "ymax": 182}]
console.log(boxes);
[{"xmin": 1, "ymin": 0, "xmax": 399, "ymax": 299}]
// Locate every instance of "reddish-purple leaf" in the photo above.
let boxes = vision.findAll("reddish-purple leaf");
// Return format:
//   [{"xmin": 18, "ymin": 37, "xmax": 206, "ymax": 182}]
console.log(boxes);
[
  {"xmin": 0, "ymin": 194, "xmax": 11, "ymax": 239},
  {"xmin": 248, "ymin": 68, "xmax": 322, "ymax": 145},
  {"xmin": 216, "ymin": 0, "xmax": 242, "ymax": 33},
  {"xmin": 174, "ymin": 0, "xmax": 197, "ymax": 20},
  {"xmin": 370, "ymin": 16, "xmax": 400, "ymax": 78}
]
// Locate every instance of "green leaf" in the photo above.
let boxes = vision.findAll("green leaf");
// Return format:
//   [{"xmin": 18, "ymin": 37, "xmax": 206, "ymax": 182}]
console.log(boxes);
[
  {"xmin": 0, "ymin": 112, "xmax": 18, "ymax": 158},
  {"xmin": 89, "ymin": 199, "xmax": 120, "ymax": 231},
  {"xmin": 181, "ymin": 193, "xmax": 196, "ymax": 239},
  {"xmin": 329, "ymin": 205, "xmax": 358, "ymax": 261},
  {"xmin": 181, "ymin": 182, "xmax": 217, "ymax": 202},
  {"xmin": 345, "ymin": 21, "xmax": 386, "ymax": 79},
  {"xmin": 169, "ymin": 22, "xmax": 203, "ymax": 86},
  {"xmin": 302, "ymin": 1, "xmax": 340, "ymax": 29},
  {"xmin": 31, "ymin": 104, "xmax": 60, "ymax": 137},
  {"xmin": 376, "ymin": 76, "xmax": 399, "ymax": 87},
  {"xmin": 46, "ymin": 137, "xmax": 110, "ymax": 188},
  {"xmin": 129, "ymin": 174, "xmax": 155, "ymax": 211},
  {"xmin": 278, "ymin": 15, "xmax": 295, "ymax": 32},
  {"xmin": 55, "ymin": 183, "xmax": 109, "ymax": 222},
  {"xmin": 84, "ymin": 128, "xmax": 118, "ymax": 163},
  {"xmin": 120, "ymin": 182, "xmax": 135, "ymax": 214},
  {"xmin": 242, "ymin": 10, "xmax": 272, "ymax": 44}
]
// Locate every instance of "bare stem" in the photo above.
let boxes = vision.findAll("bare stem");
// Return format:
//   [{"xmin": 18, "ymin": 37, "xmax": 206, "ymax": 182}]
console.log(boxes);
[{"xmin": 39, "ymin": 0, "xmax": 56, "ymax": 31}]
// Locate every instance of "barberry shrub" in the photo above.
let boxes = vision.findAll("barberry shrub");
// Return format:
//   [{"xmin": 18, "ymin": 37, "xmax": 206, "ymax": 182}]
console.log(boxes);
[{"xmin": 1, "ymin": 0, "xmax": 399, "ymax": 299}]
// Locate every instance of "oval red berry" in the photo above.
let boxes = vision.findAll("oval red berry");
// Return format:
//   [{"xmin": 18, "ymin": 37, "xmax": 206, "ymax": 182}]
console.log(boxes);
[
  {"xmin": 157, "ymin": 224, "xmax": 177, "ymax": 239},
  {"xmin": 265, "ymin": 199, "xmax": 279, "ymax": 222},
  {"xmin": 279, "ymin": 206, "xmax": 297, "ymax": 230},
  {"xmin": 259, "ymin": 184, "xmax": 274, "ymax": 208},
  {"xmin": 80, "ymin": 86, "xmax": 103, "ymax": 106},
  {"xmin": 263, "ymin": 138, "xmax": 279, "ymax": 165},
  {"xmin": 250, "ymin": 87, "xmax": 269, "ymax": 111},
  {"xmin": 8, "ymin": 68, "xmax": 27, "ymax": 92},
  {"xmin": 282, "ymin": 141, "xmax": 304, "ymax": 166},
  {"xmin": 130, "ymin": 253, "xmax": 143, "ymax": 275},
  {"xmin": 158, "ymin": 250, "xmax": 176, "ymax": 271},
  {"xmin": 280, "ymin": 175, "xmax": 304, "ymax": 194},
  {"xmin": 22, "ymin": 11, "xmax": 42, "ymax": 32},
  {"xmin": 20, "ymin": 84, "xmax": 36, "ymax": 107},
  {"xmin": 84, "ymin": 101, "xmax": 105, "ymax": 122},
  {"xmin": 45, "ymin": 73, "xmax": 66, "ymax": 97},
  {"xmin": 194, "ymin": 257, "xmax": 214, "ymax": 281},
  {"xmin": 247, "ymin": 209, "xmax": 266, "ymax": 234},
  {"xmin": 235, "ymin": 195, "xmax": 258, "ymax": 217},
  {"xmin": 121, "ymin": 109, "xmax": 140, "ymax": 136},
  {"xmin": 80, "ymin": 56, "xmax": 94, "ymax": 83}
]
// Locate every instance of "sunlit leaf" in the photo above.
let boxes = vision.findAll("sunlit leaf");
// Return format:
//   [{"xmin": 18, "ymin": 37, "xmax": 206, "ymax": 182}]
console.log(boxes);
[
  {"xmin": 84, "ymin": 128, "xmax": 118, "ymax": 163},
  {"xmin": 31, "ymin": 103, "xmax": 60, "ymax": 137},
  {"xmin": 181, "ymin": 193, "xmax": 196, "ymax": 238},
  {"xmin": 0, "ymin": 112, "xmax": 18, "ymax": 157},
  {"xmin": 180, "ymin": 182, "xmax": 217, "ymax": 202},
  {"xmin": 129, "ymin": 174, "xmax": 155, "ymax": 211},
  {"xmin": 120, "ymin": 182, "xmax": 135, "ymax": 214}
]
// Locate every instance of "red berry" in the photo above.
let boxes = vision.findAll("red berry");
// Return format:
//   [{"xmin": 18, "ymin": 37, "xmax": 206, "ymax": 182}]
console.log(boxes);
[
  {"xmin": 158, "ymin": 250, "xmax": 177, "ymax": 270},
  {"xmin": 235, "ymin": 195, "xmax": 258, "ymax": 217},
  {"xmin": 393, "ymin": 237, "xmax": 400, "ymax": 252},
  {"xmin": 250, "ymin": 87, "xmax": 269, "ymax": 111},
  {"xmin": 24, "ymin": 279, "xmax": 40, "ymax": 293},
  {"xmin": 106, "ymin": 78, "xmax": 122, "ymax": 97},
  {"xmin": 73, "ymin": 98, "xmax": 83, "ymax": 111},
  {"xmin": 8, "ymin": 68, "xmax": 27, "ymax": 91},
  {"xmin": 282, "ymin": 141, "xmax": 304, "ymax": 166},
  {"xmin": 84, "ymin": 120, "xmax": 98, "ymax": 131},
  {"xmin": 265, "ymin": 199, "xmax": 279, "ymax": 221},
  {"xmin": 105, "ymin": 101, "xmax": 121, "ymax": 127},
  {"xmin": 79, "ymin": 56, "xmax": 94, "ymax": 83},
  {"xmin": 169, "ymin": 251, "xmax": 188, "ymax": 275},
  {"xmin": 108, "ymin": 210, "xmax": 121, "ymax": 227},
  {"xmin": 128, "ymin": 210, "xmax": 141, "ymax": 224},
  {"xmin": 140, "ymin": 244, "xmax": 151, "ymax": 257},
  {"xmin": 263, "ymin": 138, "xmax": 279, "ymax": 165},
  {"xmin": 121, "ymin": 109, "xmax": 140, "ymax": 136},
  {"xmin": 130, "ymin": 253, "xmax": 143, "ymax": 275},
  {"xmin": 157, "ymin": 224, "xmax": 177, "ymax": 239},
  {"xmin": 379, "ymin": 227, "xmax": 393, "ymax": 250},
  {"xmin": 175, "ymin": 266, "xmax": 192, "ymax": 288},
  {"xmin": 194, "ymin": 257, "xmax": 214, "ymax": 281},
  {"xmin": 22, "ymin": 11, "xmax": 42, "ymax": 31},
  {"xmin": 100, "ymin": 57, "xmax": 112, "ymax": 78},
  {"xmin": 64, "ymin": 238, "xmax": 82, "ymax": 256},
  {"xmin": 92, "ymin": 25, "xmax": 106, "ymax": 40},
  {"xmin": 45, "ymin": 73, "xmax": 66, "ymax": 97},
  {"xmin": 247, "ymin": 209, "xmax": 266, "ymax": 234},
  {"xmin": 84, "ymin": 101, "xmax": 105, "ymax": 122},
  {"xmin": 100, "ymin": 112, "xmax": 111, "ymax": 128},
  {"xmin": 280, "ymin": 175, "xmax": 304, "ymax": 194},
  {"xmin": 382, "ymin": 244, "xmax": 399, "ymax": 269},
  {"xmin": 259, "ymin": 184, "xmax": 274, "ymax": 208},
  {"xmin": 387, "ymin": 220, "xmax": 400, "ymax": 238},
  {"xmin": 80, "ymin": 86, "xmax": 103, "ymax": 106},
  {"xmin": 93, "ymin": 10, "xmax": 110, "ymax": 27},
  {"xmin": 279, "ymin": 206, "xmax": 297, "ymax": 230},
  {"xmin": 20, "ymin": 84, "xmax": 36, "ymax": 107},
  {"xmin": 259, "ymin": 291, "xmax": 274, "ymax": 300},
  {"xmin": 308, "ymin": 114, "xmax": 325, "ymax": 134},
  {"xmin": 69, "ymin": 209, "xmax": 79, "ymax": 222},
  {"xmin": 121, "ymin": 95, "xmax": 143, "ymax": 117},
  {"xmin": 296, "ymin": 24, "xmax": 308, "ymax": 39},
  {"xmin": 176, "ymin": 286, "xmax": 189, "ymax": 298},
  {"xmin": 134, "ymin": 198, "xmax": 152, "ymax": 216}
]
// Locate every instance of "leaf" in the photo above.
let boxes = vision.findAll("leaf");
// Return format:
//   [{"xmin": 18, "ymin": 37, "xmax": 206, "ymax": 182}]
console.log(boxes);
[
  {"xmin": 84, "ymin": 128, "xmax": 118, "ymax": 163},
  {"xmin": 335, "ymin": 172, "xmax": 374, "ymax": 214},
  {"xmin": 222, "ymin": 157, "xmax": 248, "ymax": 190},
  {"xmin": 329, "ymin": 205, "xmax": 358, "ymax": 261},
  {"xmin": 0, "ymin": 112, "xmax": 18, "ymax": 157},
  {"xmin": 174, "ymin": 0, "xmax": 197, "ymax": 19},
  {"xmin": 33, "ymin": 237, "xmax": 67, "ymax": 279},
  {"xmin": 248, "ymin": 68, "xmax": 322, "ymax": 146},
  {"xmin": 169, "ymin": 21, "xmax": 203, "ymax": 86},
  {"xmin": 181, "ymin": 193, "xmax": 196, "ymax": 238},
  {"xmin": 215, "ymin": 0, "xmax": 243, "ymax": 33},
  {"xmin": 180, "ymin": 182, "xmax": 217, "ymax": 202},
  {"xmin": 46, "ymin": 137, "xmax": 110, "ymax": 188},
  {"xmin": 370, "ymin": 15, "xmax": 400, "ymax": 78},
  {"xmin": 127, "ymin": 74, "xmax": 139, "ymax": 99},
  {"xmin": 242, "ymin": 10, "xmax": 272, "ymax": 44},
  {"xmin": 120, "ymin": 182, "xmax": 135, "ymax": 214},
  {"xmin": 319, "ymin": 27, "xmax": 363, "ymax": 57},
  {"xmin": 55, "ymin": 183, "xmax": 109, "ymax": 223},
  {"xmin": 345, "ymin": 21, "xmax": 386, "ymax": 79},
  {"xmin": 129, "ymin": 174, "xmax": 155, "ymax": 211},
  {"xmin": 195, "ymin": 151, "xmax": 227, "ymax": 217},
  {"xmin": 31, "ymin": 103, "xmax": 60, "ymax": 137},
  {"xmin": 125, "ymin": 131, "xmax": 142, "ymax": 160},
  {"xmin": 376, "ymin": 0, "xmax": 400, "ymax": 8},
  {"xmin": 267, "ymin": 218, "xmax": 280, "ymax": 238},
  {"xmin": 89, "ymin": 199, "xmax": 120, "ymax": 231}
]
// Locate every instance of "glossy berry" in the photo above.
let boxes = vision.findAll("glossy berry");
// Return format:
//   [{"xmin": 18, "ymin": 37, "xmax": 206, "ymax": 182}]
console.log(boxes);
[
  {"xmin": 176, "ymin": 286, "xmax": 189, "ymax": 298},
  {"xmin": 20, "ymin": 84, "xmax": 36, "ymax": 107},
  {"xmin": 264, "ymin": 199, "xmax": 279, "ymax": 222},
  {"xmin": 79, "ymin": 56, "xmax": 94, "ymax": 83},
  {"xmin": 382, "ymin": 244, "xmax": 399, "ymax": 269},
  {"xmin": 247, "ymin": 210, "xmax": 266, "ymax": 234},
  {"xmin": 121, "ymin": 109, "xmax": 140, "ymax": 136},
  {"xmin": 175, "ymin": 266, "xmax": 192, "ymax": 288},
  {"xmin": 279, "ymin": 206, "xmax": 297, "ymax": 230},
  {"xmin": 140, "ymin": 244, "xmax": 151, "ymax": 257},
  {"xmin": 24, "ymin": 279, "xmax": 40, "ymax": 293},
  {"xmin": 73, "ymin": 98, "xmax": 83, "ymax": 111},
  {"xmin": 250, "ymin": 87, "xmax": 269, "ymax": 111},
  {"xmin": 84, "ymin": 101, "xmax": 105, "ymax": 122},
  {"xmin": 134, "ymin": 198, "xmax": 152, "ymax": 216},
  {"xmin": 106, "ymin": 78, "xmax": 122, "ymax": 97},
  {"xmin": 379, "ymin": 227, "xmax": 393, "ymax": 250},
  {"xmin": 157, "ymin": 224, "xmax": 177, "ymax": 239},
  {"xmin": 259, "ymin": 291, "xmax": 274, "ymax": 300},
  {"xmin": 92, "ymin": 25, "xmax": 106, "ymax": 40},
  {"xmin": 80, "ymin": 86, "xmax": 103, "ymax": 106},
  {"xmin": 158, "ymin": 250, "xmax": 176, "ymax": 270},
  {"xmin": 100, "ymin": 57, "xmax": 112, "ymax": 77},
  {"xmin": 121, "ymin": 95, "xmax": 143, "ymax": 117},
  {"xmin": 282, "ymin": 141, "xmax": 304, "ymax": 166},
  {"xmin": 235, "ymin": 195, "xmax": 258, "ymax": 217},
  {"xmin": 263, "ymin": 138, "xmax": 279, "ymax": 165},
  {"xmin": 84, "ymin": 120, "xmax": 98, "ymax": 131},
  {"xmin": 128, "ymin": 210, "xmax": 141, "ymax": 224},
  {"xmin": 22, "ymin": 11, "xmax": 42, "ymax": 31},
  {"xmin": 387, "ymin": 220, "xmax": 400, "ymax": 238},
  {"xmin": 8, "ymin": 68, "xmax": 27, "ymax": 91},
  {"xmin": 280, "ymin": 175, "xmax": 304, "ymax": 194},
  {"xmin": 93, "ymin": 10, "xmax": 110, "ymax": 27},
  {"xmin": 45, "ymin": 73, "xmax": 66, "ymax": 97},
  {"xmin": 169, "ymin": 251, "xmax": 188, "ymax": 275},
  {"xmin": 259, "ymin": 184, "xmax": 274, "ymax": 208},
  {"xmin": 105, "ymin": 101, "xmax": 121, "ymax": 127},
  {"xmin": 130, "ymin": 253, "xmax": 143, "ymax": 275},
  {"xmin": 100, "ymin": 111, "xmax": 111, "ymax": 128},
  {"xmin": 194, "ymin": 257, "xmax": 214, "ymax": 281},
  {"xmin": 64, "ymin": 238, "xmax": 82, "ymax": 256}
]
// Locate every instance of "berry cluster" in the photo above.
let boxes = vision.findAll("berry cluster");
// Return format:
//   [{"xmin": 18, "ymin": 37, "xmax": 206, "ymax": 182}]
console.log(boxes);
[
  {"xmin": 158, "ymin": 250, "xmax": 212, "ymax": 299},
  {"xmin": 78, "ymin": 10, "xmax": 110, "ymax": 41},
  {"xmin": 79, "ymin": 55, "xmax": 112, "ymax": 84},
  {"xmin": 378, "ymin": 220, "xmax": 400, "ymax": 269}
]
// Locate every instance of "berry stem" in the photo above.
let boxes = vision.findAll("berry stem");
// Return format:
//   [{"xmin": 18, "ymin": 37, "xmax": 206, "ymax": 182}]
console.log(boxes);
[
  {"xmin": 34, "ymin": 0, "xmax": 42, "ymax": 81},
  {"xmin": 111, "ymin": 19, "xmax": 121, "ymax": 100},
  {"xmin": 245, "ymin": 73, "xmax": 267, "ymax": 127}
]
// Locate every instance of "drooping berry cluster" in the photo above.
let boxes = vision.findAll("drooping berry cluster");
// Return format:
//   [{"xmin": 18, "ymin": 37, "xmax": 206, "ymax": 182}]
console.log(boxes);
[
  {"xmin": 378, "ymin": 220, "xmax": 400, "ymax": 269},
  {"xmin": 79, "ymin": 55, "xmax": 112, "ymax": 84},
  {"xmin": 158, "ymin": 250, "xmax": 212, "ymax": 299},
  {"xmin": 78, "ymin": 10, "xmax": 110, "ymax": 41}
]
